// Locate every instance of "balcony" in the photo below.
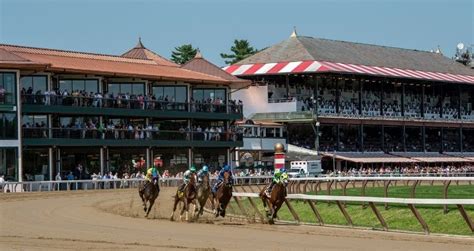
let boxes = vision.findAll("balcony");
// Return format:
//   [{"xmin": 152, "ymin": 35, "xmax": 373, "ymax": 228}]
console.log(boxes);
[
  {"xmin": 21, "ymin": 94, "xmax": 243, "ymax": 120},
  {"xmin": 22, "ymin": 127, "xmax": 243, "ymax": 148}
]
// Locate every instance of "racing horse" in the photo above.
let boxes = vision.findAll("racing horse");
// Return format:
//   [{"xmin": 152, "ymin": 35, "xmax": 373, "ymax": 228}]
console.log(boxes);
[
  {"xmin": 170, "ymin": 173, "xmax": 197, "ymax": 221},
  {"xmin": 259, "ymin": 179, "xmax": 288, "ymax": 224},
  {"xmin": 138, "ymin": 178, "xmax": 160, "ymax": 217},
  {"xmin": 195, "ymin": 173, "xmax": 211, "ymax": 219},
  {"xmin": 211, "ymin": 171, "xmax": 233, "ymax": 217}
]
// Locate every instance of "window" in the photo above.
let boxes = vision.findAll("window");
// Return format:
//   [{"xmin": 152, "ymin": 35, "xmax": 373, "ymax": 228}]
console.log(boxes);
[
  {"xmin": 0, "ymin": 112, "xmax": 17, "ymax": 139},
  {"xmin": 22, "ymin": 115, "xmax": 48, "ymax": 127},
  {"xmin": 0, "ymin": 72, "xmax": 17, "ymax": 105},
  {"xmin": 0, "ymin": 148, "xmax": 18, "ymax": 181},
  {"xmin": 152, "ymin": 85, "xmax": 187, "ymax": 103},
  {"xmin": 20, "ymin": 76, "xmax": 47, "ymax": 94},
  {"xmin": 108, "ymin": 82, "xmax": 144, "ymax": 95},
  {"xmin": 59, "ymin": 79, "xmax": 99, "ymax": 93},
  {"xmin": 192, "ymin": 88, "xmax": 227, "ymax": 102}
]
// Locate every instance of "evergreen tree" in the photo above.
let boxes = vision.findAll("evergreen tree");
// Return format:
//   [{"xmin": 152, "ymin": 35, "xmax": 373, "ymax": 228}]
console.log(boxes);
[
  {"xmin": 220, "ymin": 39, "xmax": 258, "ymax": 65},
  {"xmin": 170, "ymin": 44, "xmax": 197, "ymax": 65}
]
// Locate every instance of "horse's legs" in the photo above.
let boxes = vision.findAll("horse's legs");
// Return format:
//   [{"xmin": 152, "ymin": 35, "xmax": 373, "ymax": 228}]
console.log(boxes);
[
  {"xmin": 139, "ymin": 190, "xmax": 146, "ymax": 212},
  {"xmin": 170, "ymin": 196, "xmax": 178, "ymax": 221},
  {"xmin": 146, "ymin": 199, "xmax": 155, "ymax": 217}
]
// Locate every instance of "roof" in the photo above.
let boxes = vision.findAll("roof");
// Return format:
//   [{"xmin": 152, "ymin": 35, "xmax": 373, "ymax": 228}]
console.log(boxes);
[
  {"xmin": 121, "ymin": 38, "xmax": 179, "ymax": 67},
  {"xmin": 0, "ymin": 48, "xmax": 48, "ymax": 69},
  {"xmin": 225, "ymin": 34, "xmax": 474, "ymax": 84},
  {"xmin": 321, "ymin": 152, "xmax": 474, "ymax": 163},
  {"xmin": 182, "ymin": 51, "xmax": 249, "ymax": 84},
  {"xmin": 0, "ymin": 43, "xmax": 230, "ymax": 84},
  {"xmin": 235, "ymin": 119, "xmax": 283, "ymax": 126}
]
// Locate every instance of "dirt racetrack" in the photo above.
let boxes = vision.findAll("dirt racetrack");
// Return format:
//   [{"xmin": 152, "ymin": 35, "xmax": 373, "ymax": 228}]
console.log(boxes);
[{"xmin": 1, "ymin": 188, "xmax": 473, "ymax": 251}]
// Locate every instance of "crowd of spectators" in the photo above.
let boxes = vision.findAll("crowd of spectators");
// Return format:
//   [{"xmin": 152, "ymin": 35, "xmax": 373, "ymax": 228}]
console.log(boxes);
[
  {"xmin": 22, "ymin": 119, "xmax": 242, "ymax": 142},
  {"xmin": 20, "ymin": 87, "xmax": 242, "ymax": 114},
  {"xmin": 267, "ymin": 84, "xmax": 473, "ymax": 121},
  {"xmin": 327, "ymin": 165, "xmax": 474, "ymax": 177}
]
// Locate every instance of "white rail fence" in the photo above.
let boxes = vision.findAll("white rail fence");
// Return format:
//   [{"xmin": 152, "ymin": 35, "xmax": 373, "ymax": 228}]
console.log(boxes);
[
  {"xmin": 231, "ymin": 192, "xmax": 474, "ymax": 234},
  {"xmin": 0, "ymin": 176, "xmax": 273, "ymax": 193}
]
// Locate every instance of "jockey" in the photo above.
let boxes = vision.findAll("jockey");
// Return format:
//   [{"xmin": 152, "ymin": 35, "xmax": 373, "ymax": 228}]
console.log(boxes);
[
  {"xmin": 145, "ymin": 165, "xmax": 159, "ymax": 184},
  {"xmin": 197, "ymin": 165, "xmax": 210, "ymax": 183},
  {"xmin": 178, "ymin": 165, "xmax": 197, "ymax": 192},
  {"xmin": 265, "ymin": 168, "xmax": 288, "ymax": 196},
  {"xmin": 212, "ymin": 165, "xmax": 233, "ymax": 193}
]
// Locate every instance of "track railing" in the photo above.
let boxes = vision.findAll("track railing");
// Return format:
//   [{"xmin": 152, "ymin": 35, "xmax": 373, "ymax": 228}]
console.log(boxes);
[
  {"xmin": 0, "ymin": 176, "xmax": 273, "ymax": 193},
  {"xmin": 231, "ymin": 192, "xmax": 474, "ymax": 234}
]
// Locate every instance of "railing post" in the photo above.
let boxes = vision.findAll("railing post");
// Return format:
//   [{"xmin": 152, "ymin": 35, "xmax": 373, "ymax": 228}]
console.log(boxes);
[
  {"xmin": 443, "ymin": 180, "xmax": 451, "ymax": 214},
  {"xmin": 336, "ymin": 200, "xmax": 353, "ymax": 227},
  {"xmin": 369, "ymin": 202, "xmax": 388, "ymax": 231},
  {"xmin": 247, "ymin": 197, "xmax": 264, "ymax": 223},
  {"xmin": 408, "ymin": 204, "xmax": 430, "ymax": 234},
  {"xmin": 383, "ymin": 180, "xmax": 391, "ymax": 210},
  {"xmin": 307, "ymin": 200, "xmax": 324, "ymax": 225},
  {"xmin": 410, "ymin": 180, "xmax": 419, "ymax": 198},
  {"xmin": 457, "ymin": 204, "xmax": 474, "ymax": 233},
  {"xmin": 361, "ymin": 180, "xmax": 368, "ymax": 209},
  {"xmin": 285, "ymin": 199, "xmax": 300, "ymax": 223}
]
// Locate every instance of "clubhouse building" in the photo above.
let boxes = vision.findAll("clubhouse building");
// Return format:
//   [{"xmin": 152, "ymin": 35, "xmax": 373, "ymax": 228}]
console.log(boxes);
[
  {"xmin": 227, "ymin": 30, "xmax": 474, "ymax": 169},
  {"xmin": 0, "ymin": 39, "xmax": 246, "ymax": 181}
]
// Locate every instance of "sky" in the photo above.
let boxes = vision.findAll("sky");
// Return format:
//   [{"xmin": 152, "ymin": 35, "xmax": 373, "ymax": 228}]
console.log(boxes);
[{"xmin": 0, "ymin": 0, "xmax": 472, "ymax": 66}]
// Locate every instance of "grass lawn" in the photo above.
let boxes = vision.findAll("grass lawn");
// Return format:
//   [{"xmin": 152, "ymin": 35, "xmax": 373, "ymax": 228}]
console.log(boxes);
[{"xmin": 228, "ymin": 185, "xmax": 474, "ymax": 236}]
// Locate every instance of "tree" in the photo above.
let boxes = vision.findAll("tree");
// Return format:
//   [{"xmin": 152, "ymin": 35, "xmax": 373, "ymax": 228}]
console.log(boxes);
[
  {"xmin": 220, "ymin": 39, "xmax": 258, "ymax": 65},
  {"xmin": 170, "ymin": 44, "xmax": 197, "ymax": 65}
]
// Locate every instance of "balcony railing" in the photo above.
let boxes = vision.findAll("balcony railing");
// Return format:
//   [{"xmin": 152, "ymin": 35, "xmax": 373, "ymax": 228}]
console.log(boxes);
[
  {"xmin": 23, "ymin": 127, "xmax": 243, "ymax": 142},
  {"xmin": 21, "ymin": 94, "xmax": 243, "ymax": 115}
]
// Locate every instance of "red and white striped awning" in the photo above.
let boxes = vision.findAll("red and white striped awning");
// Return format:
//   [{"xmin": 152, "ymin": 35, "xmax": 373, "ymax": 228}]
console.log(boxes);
[{"xmin": 223, "ymin": 60, "xmax": 474, "ymax": 84}]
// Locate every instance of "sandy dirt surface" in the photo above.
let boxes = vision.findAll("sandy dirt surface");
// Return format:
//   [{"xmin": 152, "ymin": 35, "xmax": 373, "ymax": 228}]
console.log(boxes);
[{"xmin": 1, "ymin": 188, "xmax": 473, "ymax": 251}]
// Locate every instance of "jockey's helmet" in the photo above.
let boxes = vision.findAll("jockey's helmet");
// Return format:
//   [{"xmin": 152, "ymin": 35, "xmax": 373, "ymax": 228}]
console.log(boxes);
[
  {"xmin": 223, "ymin": 165, "xmax": 230, "ymax": 171},
  {"xmin": 280, "ymin": 168, "xmax": 287, "ymax": 173},
  {"xmin": 190, "ymin": 165, "xmax": 196, "ymax": 172},
  {"xmin": 202, "ymin": 165, "xmax": 209, "ymax": 172}
]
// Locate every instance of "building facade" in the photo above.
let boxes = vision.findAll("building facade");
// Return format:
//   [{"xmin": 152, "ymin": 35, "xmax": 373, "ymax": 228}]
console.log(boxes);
[
  {"xmin": 227, "ymin": 31, "xmax": 474, "ymax": 168},
  {"xmin": 0, "ymin": 40, "xmax": 243, "ymax": 181}
]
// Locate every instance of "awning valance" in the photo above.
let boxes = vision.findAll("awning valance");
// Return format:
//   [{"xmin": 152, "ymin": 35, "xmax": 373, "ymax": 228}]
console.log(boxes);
[{"xmin": 224, "ymin": 60, "xmax": 474, "ymax": 84}]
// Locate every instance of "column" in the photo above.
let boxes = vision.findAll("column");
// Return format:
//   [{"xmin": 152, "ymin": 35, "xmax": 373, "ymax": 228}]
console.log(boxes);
[
  {"xmin": 358, "ymin": 78, "xmax": 363, "ymax": 115},
  {"xmin": 227, "ymin": 148, "xmax": 231, "ymax": 168},
  {"xmin": 359, "ymin": 124, "xmax": 364, "ymax": 152},
  {"xmin": 56, "ymin": 148, "xmax": 61, "ymax": 175},
  {"xmin": 439, "ymin": 85, "xmax": 444, "ymax": 118},
  {"xmin": 335, "ymin": 77, "xmax": 340, "ymax": 114},
  {"xmin": 422, "ymin": 126, "xmax": 426, "ymax": 152},
  {"xmin": 314, "ymin": 76, "xmax": 319, "ymax": 116},
  {"xmin": 336, "ymin": 124, "xmax": 340, "ymax": 151},
  {"xmin": 440, "ymin": 127, "xmax": 444, "ymax": 153},
  {"xmin": 458, "ymin": 85, "xmax": 462, "ymax": 120},
  {"xmin": 459, "ymin": 127, "xmax": 463, "ymax": 153},
  {"xmin": 285, "ymin": 75, "xmax": 290, "ymax": 98},
  {"xmin": 100, "ymin": 147, "xmax": 104, "ymax": 175},
  {"xmin": 381, "ymin": 125, "xmax": 385, "ymax": 151},
  {"xmin": 421, "ymin": 84, "xmax": 425, "ymax": 118},
  {"xmin": 146, "ymin": 148, "xmax": 151, "ymax": 168},
  {"xmin": 380, "ymin": 80, "xmax": 384, "ymax": 116},
  {"xmin": 49, "ymin": 147, "xmax": 53, "ymax": 181},
  {"xmin": 188, "ymin": 148, "xmax": 193, "ymax": 167},
  {"xmin": 401, "ymin": 83, "xmax": 405, "ymax": 116},
  {"xmin": 402, "ymin": 125, "xmax": 406, "ymax": 152}
]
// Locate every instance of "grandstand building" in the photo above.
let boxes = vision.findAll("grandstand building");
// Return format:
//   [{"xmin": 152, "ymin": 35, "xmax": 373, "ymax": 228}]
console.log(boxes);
[
  {"xmin": 0, "ymin": 39, "xmax": 245, "ymax": 182},
  {"xmin": 227, "ymin": 30, "xmax": 474, "ymax": 170}
]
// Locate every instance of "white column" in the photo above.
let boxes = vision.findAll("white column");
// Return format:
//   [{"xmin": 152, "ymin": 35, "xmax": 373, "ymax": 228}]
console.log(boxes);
[
  {"xmin": 146, "ymin": 148, "xmax": 151, "ymax": 168},
  {"xmin": 188, "ymin": 148, "xmax": 192, "ymax": 167},
  {"xmin": 100, "ymin": 147, "xmax": 104, "ymax": 175},
  {"xmin": 227, "ymin": 148, "xmax": 231, "ymax": 168},
  {"xmin": 16, "ymin": 71, "xmax": 23, "ymax": 182},
  {"xmin": 48, "ymin": 147, "xmax": 53, "ymax": 181},
  {"xmin": 56, "ymin": 148, "xmax": 61, "ymax": 174}
]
